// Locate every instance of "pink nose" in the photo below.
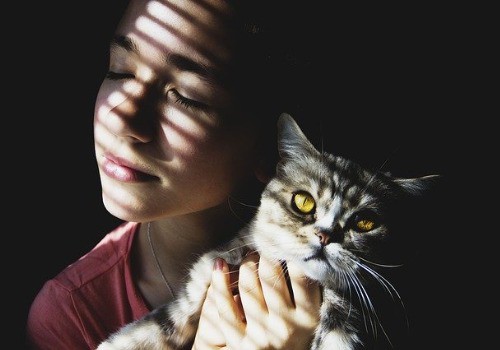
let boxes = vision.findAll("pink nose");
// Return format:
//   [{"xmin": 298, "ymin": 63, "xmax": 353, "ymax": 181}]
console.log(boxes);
[{"xmin": 315, "ymin": 231, "xmax": 330, "ymax": 246}]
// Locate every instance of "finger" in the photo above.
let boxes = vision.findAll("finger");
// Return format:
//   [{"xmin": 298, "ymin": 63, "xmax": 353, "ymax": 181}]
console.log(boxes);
[
  {"xmin": 212, "ymin": 258, "xmax": 245, "ymax": 347},
  {"xmin": 192, "ymin": 284, "xmax": 226, "ymax": 349},
  {"xmin": 238, "ymin": 252, "xmax": 267, "ymax": 313},
  {"xmin": 238, "ymin": 252, "xmax": 269, "ymax": 344},
  {"xmin": 286, "ymin": 261, "xmax": 321, "ymax": 324},
  {"xmin": 258, "ymin": 255, "xmax": 294, "ymax": 316}
]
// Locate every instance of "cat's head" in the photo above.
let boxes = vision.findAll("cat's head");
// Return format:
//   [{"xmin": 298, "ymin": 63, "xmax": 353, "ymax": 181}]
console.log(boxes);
[{"xmin": 251, "ymin": 113, "xmax": 438, "ymax": 289}]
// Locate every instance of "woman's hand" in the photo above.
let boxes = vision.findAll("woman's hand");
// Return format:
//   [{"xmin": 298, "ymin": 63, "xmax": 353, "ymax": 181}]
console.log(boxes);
[{"xmin": 192, "ymin": 252, "xmax": 321, "ymax": 350}]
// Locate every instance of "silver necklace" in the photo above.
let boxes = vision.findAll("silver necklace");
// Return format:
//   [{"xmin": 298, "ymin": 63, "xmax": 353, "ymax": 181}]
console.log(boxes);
[{"xmin": 147, "ymin": 222, "xmax": 176, "ymax": 298}]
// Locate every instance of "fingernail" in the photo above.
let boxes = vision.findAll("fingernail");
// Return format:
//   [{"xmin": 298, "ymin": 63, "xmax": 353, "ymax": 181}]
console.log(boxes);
[{"xmin": 214, "ymin": 258, "xmax": 225, "ymax": 271}]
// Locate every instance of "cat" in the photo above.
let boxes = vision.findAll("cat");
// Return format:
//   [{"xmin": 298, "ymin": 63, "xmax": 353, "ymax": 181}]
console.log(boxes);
[{"xmin": 97, "ymin": 113, "xmax": 437, "ymax": 350}]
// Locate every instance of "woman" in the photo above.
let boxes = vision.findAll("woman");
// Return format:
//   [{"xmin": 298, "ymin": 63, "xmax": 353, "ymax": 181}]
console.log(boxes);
[{"xmin": 26, "ymin": 0, "xmax": 321, "ymax": 349}]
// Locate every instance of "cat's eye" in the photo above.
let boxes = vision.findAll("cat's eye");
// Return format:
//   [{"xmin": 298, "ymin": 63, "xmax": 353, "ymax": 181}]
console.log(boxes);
[
  {"xmin": 355, "ymin": 219, "xmax": 375, "ymax": 232},
  {"xmin": 350, "ymin": 210, "xmax": 379, "ymax": 233},
  {"xmin": 292, "ymin": 191, "xmax": 316, "ymax": 214}
]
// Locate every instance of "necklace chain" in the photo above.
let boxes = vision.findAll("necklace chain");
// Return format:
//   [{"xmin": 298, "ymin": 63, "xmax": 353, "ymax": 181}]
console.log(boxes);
[{"xmin": 147, "ymin": 222, "xmax": 176, "ymax": 298}]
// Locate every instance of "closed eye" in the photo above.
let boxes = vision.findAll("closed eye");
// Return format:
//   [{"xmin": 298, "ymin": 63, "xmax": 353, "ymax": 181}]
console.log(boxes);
[
  {"xmin": 104, "ymin": 71, "xmax": 208, "ymax": 111},
  {"xmin": 170, "ymin": 90, "xmax": 208, "ymax": 110}
]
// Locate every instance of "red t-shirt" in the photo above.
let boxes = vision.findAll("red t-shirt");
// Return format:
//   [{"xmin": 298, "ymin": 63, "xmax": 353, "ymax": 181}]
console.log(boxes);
[{"xmin": 26, "ymin": 222, "xmax": 149, "ymax": 350}]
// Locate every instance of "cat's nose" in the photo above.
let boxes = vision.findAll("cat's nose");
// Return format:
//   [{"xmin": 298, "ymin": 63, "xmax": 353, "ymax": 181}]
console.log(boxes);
[
  {"xmin": 315, "ymin": 231, "xmax": 331, "ymax": 245},
  {"xmin": 315, "ymin": 224, "xmax": 343, "ymax": 245}
]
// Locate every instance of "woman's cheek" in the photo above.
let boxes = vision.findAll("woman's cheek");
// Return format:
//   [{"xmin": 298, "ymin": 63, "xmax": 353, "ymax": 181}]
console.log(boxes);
[
  {"xmin": 94, "ymin": 83, "xmax": 126, "ymax": 125},
  {"xmin": 160, "ymin": 108, "xmax": 214, "ymax": 157}
]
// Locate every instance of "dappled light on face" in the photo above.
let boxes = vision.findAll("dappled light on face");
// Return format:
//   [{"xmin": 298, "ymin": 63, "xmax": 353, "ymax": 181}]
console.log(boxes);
[
  {"xmin": 101, "ymin": 79, "xmax": 145, "ymax": 115},
  {"xmin": 136, "ymin": 0, "xmax": 232, "ymax": 68},
  {"xmin": 146, "ymin": 0, "xmax": 231, "ymax": 63},
  {"xmin": 96, "ymin": 84, "xmax": 220, "ymax": 162},
  {"xmin": 94, "ymin": 0, "xmax": 236, "ymax": 160},
  {"xmin": 158, "ymin": 106, "xmax": 215, "ymax": 155}
]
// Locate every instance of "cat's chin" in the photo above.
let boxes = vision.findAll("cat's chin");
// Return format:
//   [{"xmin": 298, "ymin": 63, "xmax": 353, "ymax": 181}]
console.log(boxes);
[{"xmin": 301, "ymin": 258, "xmax": 333, "ymax": 283}]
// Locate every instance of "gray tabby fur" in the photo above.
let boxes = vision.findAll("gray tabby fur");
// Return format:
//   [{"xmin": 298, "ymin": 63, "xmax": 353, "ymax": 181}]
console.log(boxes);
[{"xmin": 98, "ymin": 113, "xmax": 437, "ymax": 350}]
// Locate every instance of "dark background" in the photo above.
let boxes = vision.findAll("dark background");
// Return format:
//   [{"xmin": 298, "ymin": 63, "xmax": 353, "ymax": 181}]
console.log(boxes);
[
  {"xmin": 11, "ymin": 2, "xmax": 127, "ymax": 347},
  {"xmin": 11, "ymin": 1, "xmax": 484, "ymax": 349}
]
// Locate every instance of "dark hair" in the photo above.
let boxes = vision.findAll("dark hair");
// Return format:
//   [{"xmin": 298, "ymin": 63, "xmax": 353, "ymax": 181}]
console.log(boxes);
[{"xmin": 228, "ymin": 2, "xmax": 315, "ymax": 117}]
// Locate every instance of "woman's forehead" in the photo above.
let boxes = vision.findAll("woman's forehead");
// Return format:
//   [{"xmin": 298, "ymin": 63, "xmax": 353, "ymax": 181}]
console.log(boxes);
[{"xmin": 116, "ymin": 0, "xmax": 237, "ymax": 68}]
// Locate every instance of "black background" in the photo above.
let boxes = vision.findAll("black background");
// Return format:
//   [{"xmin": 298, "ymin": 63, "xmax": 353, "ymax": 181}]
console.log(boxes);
[
  {"xmin": 11, "ymin": 1, "xmax": 485, "ymax": 349},
  {"xmin": 11, "ymin": 2, "xmax": 126, "ymax": 347}
]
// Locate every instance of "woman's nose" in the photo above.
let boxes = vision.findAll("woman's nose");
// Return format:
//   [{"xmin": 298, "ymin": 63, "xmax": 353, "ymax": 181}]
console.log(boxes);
[{"xmin": 108, "ymin": 79, "xmax": 159, "ymax": 143}]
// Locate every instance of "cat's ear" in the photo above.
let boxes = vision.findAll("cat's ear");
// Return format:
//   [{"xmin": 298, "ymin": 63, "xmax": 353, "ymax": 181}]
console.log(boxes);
[
  {"xmin": 277, "ymin": 113, "xmax": 319, "ymax": 159},
  {"xmin": 395, "ymin": 174, "xmax": 441, "ymax": 195}
]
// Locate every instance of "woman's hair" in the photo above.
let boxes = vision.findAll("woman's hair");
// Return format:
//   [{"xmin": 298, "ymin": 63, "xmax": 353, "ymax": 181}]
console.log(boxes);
[
  {"xmin": 230, "ymin": 1, "xmax": 315, "ymax": 118},
  {"xmin": 227, "ymin": 1, "xmax": 321, "ymax": 175}
]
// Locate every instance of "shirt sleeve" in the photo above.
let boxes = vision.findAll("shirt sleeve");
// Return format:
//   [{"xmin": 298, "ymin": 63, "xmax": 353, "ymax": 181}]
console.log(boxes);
[
  {"xmin": 26, "ymin": 279, "xmax": 93, "ymax": 350},
  {"xmin": 25, "ymin": 222, "xmax": 147, "ymax": 350}
]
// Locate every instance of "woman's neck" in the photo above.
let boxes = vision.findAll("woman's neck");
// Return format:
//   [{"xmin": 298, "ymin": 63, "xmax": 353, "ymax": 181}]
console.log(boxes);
[
  {"xmin": 156, "ymin": 203, "xmax": 244, "ymax": 254},
  {"xmin": 134, "ymin": 203, "xmax": 247, "ymax": 308}
]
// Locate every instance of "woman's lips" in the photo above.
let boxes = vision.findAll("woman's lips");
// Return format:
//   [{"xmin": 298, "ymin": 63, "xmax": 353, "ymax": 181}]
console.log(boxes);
[{"xmin": 101, "ymin": 155, "xmax": 156, "ymax": 182}]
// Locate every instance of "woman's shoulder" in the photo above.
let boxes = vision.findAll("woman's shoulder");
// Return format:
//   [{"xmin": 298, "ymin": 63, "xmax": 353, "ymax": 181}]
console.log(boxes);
[
  {"xmin": 55, "ymin": 221, "xmax": 140, "ymax": 290},
  {"xmin": 26, "ymin": 221, "xmax": 146, "ymax": 349}
]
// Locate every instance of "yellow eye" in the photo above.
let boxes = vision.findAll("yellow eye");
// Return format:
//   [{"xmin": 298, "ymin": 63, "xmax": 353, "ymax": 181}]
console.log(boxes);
[
  {"xmin": 292, "ymin": 192, "xmax": 316, "ymax": 214},
  {"xmin": 356, "ymin": 219, "xmax": 375, "ymax": 232}
]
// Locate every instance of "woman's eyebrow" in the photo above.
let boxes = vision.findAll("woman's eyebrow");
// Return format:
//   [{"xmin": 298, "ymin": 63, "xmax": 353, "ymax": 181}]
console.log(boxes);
[
  {"xmin": 165, "ymin": 53, "xmax": 219, "ymax": 83},
  {"xmin": 111, "ymin": 35, "xmax": 221, "ymax": 85},
  {"xmin": 111, "ymin": 35, "xmax": 139, "ymax": 54}
]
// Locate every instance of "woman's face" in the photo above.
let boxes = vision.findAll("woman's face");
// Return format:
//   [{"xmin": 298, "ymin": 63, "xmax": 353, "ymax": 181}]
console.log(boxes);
[{"xmin": 94, "ymin": 0, "xmax": 258, "ymax": 221}]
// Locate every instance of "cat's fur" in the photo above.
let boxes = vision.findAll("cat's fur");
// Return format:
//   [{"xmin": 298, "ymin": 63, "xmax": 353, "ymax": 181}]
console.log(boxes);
[{"xmin": 98, "ymin": 113, "xmax": 437, "ymax": 350}]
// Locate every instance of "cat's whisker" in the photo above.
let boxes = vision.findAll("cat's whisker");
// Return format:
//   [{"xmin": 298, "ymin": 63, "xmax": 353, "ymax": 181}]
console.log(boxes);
[
  {"xmin": 356, "ymin": 261, "xmax": 404, "ymax": 303},
  {"xmin": 227, "ymin": 197, "xmax": 249, "ymax": 223},
  {"xmin": 352, "ymin": 272, "xmax": 394, "ymax": 346},
  {"xmin": 357, "ymin": 255, "xmax": 404, "ymax": 268},
  {"xmin": 226, "ymin": 196, "xmax": 259, "ymax": 225},
  {"xmin": 348, "ymin": 260, "xmax": 395, "ymax": 346},
  {"xmin": 343, "ymin": 268, "xmax": 377, "ymax": 337},
  {"xmin": 221, "ymin": 241, "xmax": 254, "ymax": 255},
  {"xmin": 342, "ymin": 270, "xmax": 357, "ymax": 322},
  {"xmin": 358, "ymin": 291, "xmax": 394, "ymax": 348},
  {"xmin": 347, "ymin": 267, "xmax": 377, "ymax": 337},
  {"xmin": 354, "ymin": 261, "xmax": 410, "ymax": 341},
  {"xmin": 228, "ymin": 195, "xmax": 259, "ymax": 210}
]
